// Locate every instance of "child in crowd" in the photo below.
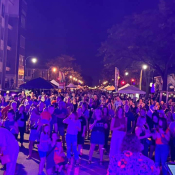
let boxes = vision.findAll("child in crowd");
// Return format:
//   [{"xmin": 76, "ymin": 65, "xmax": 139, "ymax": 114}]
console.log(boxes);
[
  {"xmin": 54, "ymin": 139, "xmax": 67, "ymax": 174},
  {"xmin": 38, "ymin": 124, "xmax": 50, "ymax": 175}
]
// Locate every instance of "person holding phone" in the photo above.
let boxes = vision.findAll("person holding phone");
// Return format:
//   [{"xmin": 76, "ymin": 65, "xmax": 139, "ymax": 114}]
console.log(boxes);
[{"xmin": 63, "ymin": 112, "xmax": 81, "ymax": 166}]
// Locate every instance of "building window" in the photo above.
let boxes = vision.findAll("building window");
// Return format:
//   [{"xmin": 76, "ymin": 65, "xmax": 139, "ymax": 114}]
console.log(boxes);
[
  {"xmin": 1, "ymin": 4, "xmax": 5, "ymax": 18},
  {"xmin": 22, "ymin": 9, "xmax": 27, "ymax": 16},
  {"xmin": 19, "ymin": 55, "xmax": 24, "ymax": 66},
  {"xmin": 21, "ymin": 15, "xmax": 25, "ymax": 28},
  {"xmin": 20, "ymin": 35, "xmax": 25, "ymax": 48},
  {"xmin": 18, "ymin": 75, "xmax": 23, "ymax": 79}
]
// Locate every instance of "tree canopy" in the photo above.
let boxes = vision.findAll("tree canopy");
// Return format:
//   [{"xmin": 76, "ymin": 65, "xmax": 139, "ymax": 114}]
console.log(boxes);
[
  {"xmin": 47, "ymin": 55, "xmax": 82, "ymax": 82},
  {"xmin": 100, "ymin": 0, "xmax": 175, "ymax": 90}
]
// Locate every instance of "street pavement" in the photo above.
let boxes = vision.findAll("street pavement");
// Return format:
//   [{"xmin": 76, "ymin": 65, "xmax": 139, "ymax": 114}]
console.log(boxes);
[{"xmin": 0, "ymin": 134, "xmax": 109, "ymax": 175}]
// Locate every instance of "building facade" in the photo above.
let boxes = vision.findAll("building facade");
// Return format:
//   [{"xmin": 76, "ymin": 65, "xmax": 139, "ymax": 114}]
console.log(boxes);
[
  {"xmin": 0, "ymin": 0, "xmax": 27, "ymax": 89},
  {"xmin": 17, "ymin": 0, "xmax": 27, "ymax": 87},
  {"xmin": 25, "ymin": 68, "xmax": 49, "ymax": 81}
]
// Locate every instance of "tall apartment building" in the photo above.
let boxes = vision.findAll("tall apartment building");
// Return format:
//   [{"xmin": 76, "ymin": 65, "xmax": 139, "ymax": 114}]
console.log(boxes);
[{"xmin": 0, "ymin": 0, "xmax": 27, "ymax": 89}]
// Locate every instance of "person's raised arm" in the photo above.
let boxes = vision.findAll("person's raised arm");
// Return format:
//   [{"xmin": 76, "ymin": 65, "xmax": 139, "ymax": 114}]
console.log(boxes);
[
  {"xmin": 82, "ymin": 125, "xmax": 86, "ymax": 137},
  {"xmin": 89, "ymin": 120, "xmax": 97, "ymax": 130},
  {"xmin": 63, "ymin": 115, "xmax": 71, "ymax": 124},
  {"xmin": 161, "ymin": 129, "xmax": 170, "ymax": 142}
]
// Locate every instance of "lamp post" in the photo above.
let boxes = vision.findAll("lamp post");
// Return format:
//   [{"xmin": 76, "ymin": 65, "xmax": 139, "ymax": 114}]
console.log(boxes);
[
  {"xmin": 125, "ymin": 72, "xmax": 129, "ymax": 83},
  {"xmin": 48, "ymin": 67, "xmax": 57, "ymax": 80},
  {"xmin": 139, "ymin": 64, "xmax": 148, "ymax": 90},
  {"xmin": 69, "ymin": 75, "xmax": 73, "ymax": 83},
  {"xmin": 24, "ymin": 56, "xmax": 37, "ymax": 82}
]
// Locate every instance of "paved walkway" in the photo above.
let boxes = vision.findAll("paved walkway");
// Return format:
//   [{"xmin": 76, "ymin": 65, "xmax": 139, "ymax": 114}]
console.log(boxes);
[{"xmin": 0, "ymin": 134, "xmax": 109, "ymax": 175}]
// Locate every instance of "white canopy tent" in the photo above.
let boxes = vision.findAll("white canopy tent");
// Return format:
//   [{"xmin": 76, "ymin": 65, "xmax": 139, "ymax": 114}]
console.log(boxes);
[
  {"xmin": 50, "ymin": 80, "xmax": 64, "ymax": 89},
  {"xmin": 66, "ymin": 83, "xmax": 77, "ymax": 88},
  {"xmin": 50, "ymin": 80, "xmax": 59, "ymax": 87},
  {"xmin": 118, "ymin": 83, "xmax": 130, "ymax": 91},
  {"xmin": 118, "ymin": 85, "xmax": 146, "ymax": 94}
]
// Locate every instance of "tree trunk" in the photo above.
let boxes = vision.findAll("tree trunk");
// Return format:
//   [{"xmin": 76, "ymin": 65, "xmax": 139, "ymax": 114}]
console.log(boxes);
[
  {"xmin": 145, "ymin": 71, "xmax": 151, "ymax": 98},
  {"xmin": 162, "ymin": 71, "xmax": 168, "ymax": 91},
  {"xmin": 162, "ymin": 54, "xmax": 173, "ymax": 91}
]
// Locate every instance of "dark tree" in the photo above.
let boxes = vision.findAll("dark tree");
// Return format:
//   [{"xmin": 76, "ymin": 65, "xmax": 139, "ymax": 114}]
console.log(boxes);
[{"xmin": 100, "ymin": 0, "xmax": 175, "ymax": 90}]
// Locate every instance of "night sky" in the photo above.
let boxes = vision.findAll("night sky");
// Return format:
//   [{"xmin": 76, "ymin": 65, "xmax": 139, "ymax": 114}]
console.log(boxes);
[{"xmin": 26, "ymin": 0, "xmax": 159, "ymax": 85}]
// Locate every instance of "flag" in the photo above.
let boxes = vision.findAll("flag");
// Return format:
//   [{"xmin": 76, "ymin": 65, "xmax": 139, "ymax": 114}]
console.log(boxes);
[{"xmin": 115, "ymin": 67, "xmax": 119, "ymax": 91}]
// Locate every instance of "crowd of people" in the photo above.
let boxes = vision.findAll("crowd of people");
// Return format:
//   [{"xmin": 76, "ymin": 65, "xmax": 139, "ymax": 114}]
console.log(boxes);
[{"xmin": 0, "ymin": 89, "xmax": 174, "ymax": 175}]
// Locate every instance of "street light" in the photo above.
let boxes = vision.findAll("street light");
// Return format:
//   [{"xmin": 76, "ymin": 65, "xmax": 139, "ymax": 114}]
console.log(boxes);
[
  {"xmin": 139, "ymin": 64, "xmax": 148, "ymax": 90},
  {"xmin": 70, "ymin": 76, "xmax": 72, "ymax": 79},
  {"xmin": 24, "ymin": 56, "xmax": 37, "ymax": 82},
  {"xmin": 48, "ymin": 67, "xmax": 57, "ymax": 80},
  {"xmin": 52, "ymin": 67, "xmax": 57, "ymax": 73},
  {"xmin": 125, "ymin": 72, "xmax": 129, "ymax": 76},
  {"xmin": 142, "ymin": 65, "xmax": 148, "ymax": 70},
  {"xmin": 31, "ymin": 58, "xmax": 37, "ymax": 64}
]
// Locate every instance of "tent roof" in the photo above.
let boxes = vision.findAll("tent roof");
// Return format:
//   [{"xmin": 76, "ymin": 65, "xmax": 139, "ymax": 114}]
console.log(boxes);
[
  {"xmin": 107, "ymin": 85, "xmax": 115, "ymax": 91},
  {"xmin": 118, "ymin": 85, "xmax": 146, "ymax": 94},
  {"xmin": 118, "ymin": 84, "xmax": 130, "ymax": 91},
  {"xmin": 50, "ymin": 80, "xmax": 64, "ymax": 89},
  {"xmin": 66, "ymin": 83, "xmax": 77, "ymax": 88},
  {"xmin": 58, "ymin": 86, "xmax": 64, "ymax": 89},
  {"xmin": 20, "ymin": 77, "xmax": 55, "ymax": 89},
  {"xmin": 104, "ymin": 85, "xmax": 111, "ymax": 89},
  {"xmin": 98, "ymin": 86, "xmax": 104, "ymax": 90},
  {"xmin": 50, "ymin": 80, "xmax": 59, "ymax": 87}
]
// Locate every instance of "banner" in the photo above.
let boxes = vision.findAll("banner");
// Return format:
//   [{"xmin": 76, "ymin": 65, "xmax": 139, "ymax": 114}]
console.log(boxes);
[
  {"xmin": 57, "ymin": 71, "xmax": 65, "ymax": 83},
  {"xmin": 115, "ymin": 67, "xmax": 119, "ymax": 91}
]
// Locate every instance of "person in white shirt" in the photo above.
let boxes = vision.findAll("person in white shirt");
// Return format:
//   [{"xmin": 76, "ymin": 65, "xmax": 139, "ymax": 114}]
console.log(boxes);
[
  {"xmin": 114, "ymin": 96, "xmax": 122, "ymax": 111},
  {"xmin": 24, "ymin": 96, "xmax": 33, "ymax": 107}
]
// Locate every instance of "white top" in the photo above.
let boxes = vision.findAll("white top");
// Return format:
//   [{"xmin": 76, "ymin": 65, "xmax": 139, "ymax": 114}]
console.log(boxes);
[{"xmin": 66, "ymin": 119, "xmax": 81, "ymax": 135}]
